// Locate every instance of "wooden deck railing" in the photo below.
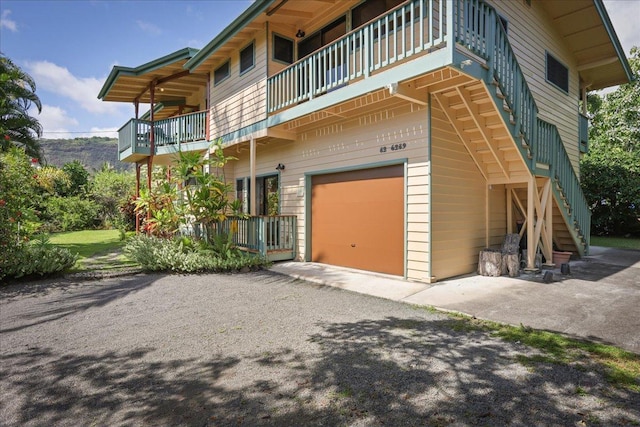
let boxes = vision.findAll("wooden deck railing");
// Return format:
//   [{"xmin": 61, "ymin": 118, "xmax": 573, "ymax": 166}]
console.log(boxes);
[
  {"xmin": 218, "ymin": 215, "xmax": 297, "ymax": 261},
  {"xmin": 117, "ymin": 111, "xmax": 208, "ymax": 156},
  {"xmin": 267, "ymin": 0, "xmax": 447, "ymax": 113}
]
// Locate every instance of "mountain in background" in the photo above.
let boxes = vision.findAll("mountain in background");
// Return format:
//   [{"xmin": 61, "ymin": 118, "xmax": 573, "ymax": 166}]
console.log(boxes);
[{"xmin": 39, "ymin": 137, "xmax": 133, "ymax": 172}]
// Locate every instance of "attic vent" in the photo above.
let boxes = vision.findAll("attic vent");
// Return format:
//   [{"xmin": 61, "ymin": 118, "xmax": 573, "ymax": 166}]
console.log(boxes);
[{"xmin": 546, "ymin": 52, "xmax": 569, "ymax": 93}]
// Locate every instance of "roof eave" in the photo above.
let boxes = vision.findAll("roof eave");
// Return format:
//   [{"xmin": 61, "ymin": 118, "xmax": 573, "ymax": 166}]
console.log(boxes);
[
  {"xmin": 593, "ymin": 0, "xmax": 635, "ymax": 85},
  {"xmin": 98, "ymin": 47, "xmax": 201, "ymax": 100},
  {"xmin": 184, "ymin": 0, "xmax": 276, "ymax": 72}
]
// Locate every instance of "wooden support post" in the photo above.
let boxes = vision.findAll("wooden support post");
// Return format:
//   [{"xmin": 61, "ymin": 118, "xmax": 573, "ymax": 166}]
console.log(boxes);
[
  {"xmin": 506, "ymin": 185, "xmax": 513, "ymax": 234},
  {"xmin": 543, "ymin": 178, "xmax": 554, "ymax": 266},
  {"xmin": 249, "ymin": 136, "xmax": 257, "ymax": 216},
  {"xmin": 525, "ymin": 177, "xmax": 538, "ymax": 271},
  {"xmin": 135, "ymin": 163, "xmax": 141, "ymax": 234}
]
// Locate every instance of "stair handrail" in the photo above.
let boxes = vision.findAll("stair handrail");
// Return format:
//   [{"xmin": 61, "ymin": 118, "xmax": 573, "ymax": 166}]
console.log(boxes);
[
  {"xmin": 454, "ymin": 0, "xmax": 590, "ymax": 252},
  {"xmin": 536, "ymin": 118, "xmax": 591, "ymax": 250}
]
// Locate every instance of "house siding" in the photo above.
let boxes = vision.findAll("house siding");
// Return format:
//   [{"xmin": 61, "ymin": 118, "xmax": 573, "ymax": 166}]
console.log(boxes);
[
  {"xmin": 209, "ymin": 25, "xmax": 268, "ymax": 140},
  {"xmin": 430, "ymin": 99, "xmax": 487, "ymax": 280},
  {"xmin": 487, "ymin": 0, "xmax": 581, "ymax": 173},
  {"xmin": 230, "ymin": 103, "xmax": 432, "ymax": 282}
]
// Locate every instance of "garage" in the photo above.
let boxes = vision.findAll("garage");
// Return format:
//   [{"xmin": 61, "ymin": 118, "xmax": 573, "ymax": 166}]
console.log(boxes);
[{"xmin": 311, "ymin": 164, "xmax": 405, "ymax": 276}]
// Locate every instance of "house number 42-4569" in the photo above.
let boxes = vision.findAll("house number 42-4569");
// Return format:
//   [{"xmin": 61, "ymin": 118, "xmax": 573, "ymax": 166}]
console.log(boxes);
[{"xmin": 379, "ymin": 143, "xmax": 407, "ymax": 153}]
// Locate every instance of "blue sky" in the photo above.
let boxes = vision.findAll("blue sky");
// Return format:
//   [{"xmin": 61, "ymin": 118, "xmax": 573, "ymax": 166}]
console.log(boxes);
[{"xmin": 0, "ymin": 0, "xmax": 638, "ymax": 140}]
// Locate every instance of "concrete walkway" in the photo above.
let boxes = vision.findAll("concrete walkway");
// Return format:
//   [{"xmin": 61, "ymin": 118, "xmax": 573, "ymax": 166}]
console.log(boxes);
[{"xmin": 271, "ymin": 246, "xmax": 640, "ymax": 353}]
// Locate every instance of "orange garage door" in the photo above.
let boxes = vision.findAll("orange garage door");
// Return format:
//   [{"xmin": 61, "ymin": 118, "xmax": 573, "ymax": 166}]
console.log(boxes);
[{"xmin": 311, "ymin": 165, "xmax": 404, "ymax": 276}]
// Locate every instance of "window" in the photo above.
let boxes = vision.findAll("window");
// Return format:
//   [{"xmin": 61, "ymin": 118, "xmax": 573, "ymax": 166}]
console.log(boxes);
[
  {"xmin": 236, "ymin": 178, "xmax": 249, "ymax": 213},
  {"xmin": 214, "ymin": 61, "xmax": 230, "ymax": 85},
  {"xmin": 240, "ymin": 41, "xmax": 255, "ymax": 74},
  {"xmin": 236, "ymin": 175, "xmax": 279, "ymax": 215},
  {"xmin": 546, "ymin": 52, "xmax": 569, "ymax": 93},
  {"xmin": 273, "ymin": 34, "xmax": 294, "ymax": 64},
  {"xmin": 351, "ymin": 0, "xmax": 405, "ymax": 29},
  {"xmin": 298, "ymin": 16, "xmax": 346, "ymax": 59}
]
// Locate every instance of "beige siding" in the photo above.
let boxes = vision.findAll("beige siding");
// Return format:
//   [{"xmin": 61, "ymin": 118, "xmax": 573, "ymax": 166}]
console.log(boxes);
[
  {"xmin": 231, "ymin": 104, "xmax": 432, "ymax": 282},
  {"xmin": 488, "ymin": 0, "xmax": 581, "ymax": 172},
  {"xmin": 209, "ymin": 26, "xmax": 268, "ymax": 139},
  {"xmin": 431, "ymin": 101, "xmax": 487, "ymax": 280}
]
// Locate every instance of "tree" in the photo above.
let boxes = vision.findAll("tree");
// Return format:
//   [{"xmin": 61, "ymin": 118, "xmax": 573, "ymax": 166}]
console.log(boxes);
[
  {"xmin": 581, "ymin": 47, "xmax": 640, "ymax": 236},
  {"xmin": 61, "ymin": 160, "xmax": 89, "ymax": 196},
  {"xmin": 0, "ymin": 54, "xmax": 43, "ymax": 160},
  {"xmin": 90, "ymin": 168, "xmax": 135, "ymax": 229}
]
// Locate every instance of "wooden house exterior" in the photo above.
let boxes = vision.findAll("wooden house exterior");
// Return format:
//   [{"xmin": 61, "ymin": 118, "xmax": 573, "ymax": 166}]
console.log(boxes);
[{"xmin": 98, "ymin": 0, "xmax": 632, "ymax": 282}]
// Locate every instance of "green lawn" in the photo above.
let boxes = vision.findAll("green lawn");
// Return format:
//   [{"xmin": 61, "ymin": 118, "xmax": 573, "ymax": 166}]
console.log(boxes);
[
  {"xmin": 49, "ymin": 230, "xmax": 137, "ymax": 271},
  {"xmin": 591, "ymin": 236, "xmax": 640, "ymax": 251}
]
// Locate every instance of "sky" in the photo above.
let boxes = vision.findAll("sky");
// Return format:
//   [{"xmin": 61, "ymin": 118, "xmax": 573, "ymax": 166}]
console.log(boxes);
[{"xmin": 0, "ymin": 0, "xmax": 638, "ymax": 140}]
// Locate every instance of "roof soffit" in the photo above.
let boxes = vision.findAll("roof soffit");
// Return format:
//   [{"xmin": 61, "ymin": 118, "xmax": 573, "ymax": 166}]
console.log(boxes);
[{"xmin": 539, "ymin": 0, "xmax": 633, "ymax": 90}]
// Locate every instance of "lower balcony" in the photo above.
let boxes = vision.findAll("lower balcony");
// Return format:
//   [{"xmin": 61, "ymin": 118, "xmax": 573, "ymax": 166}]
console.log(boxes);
[
  {"xmin": 118, "ymin": 111, "xmax": 209, "ymax": 163},
  {"xmin": 180, "ymin": 215, "xmax": 296, "ymax": 262},
  {"xmin": 218, "ymin": 215, "xmax": 297, "ymax": 262}
]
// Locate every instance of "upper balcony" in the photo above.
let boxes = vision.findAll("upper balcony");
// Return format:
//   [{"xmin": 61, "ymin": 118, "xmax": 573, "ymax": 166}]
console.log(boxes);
[
  {"xmin": 118, "ymin": 110, "xmax": 210, "ymax": 164},
  {"xmin": 267, "ymin": 0, "xmax": 452, "ymax": 120}
]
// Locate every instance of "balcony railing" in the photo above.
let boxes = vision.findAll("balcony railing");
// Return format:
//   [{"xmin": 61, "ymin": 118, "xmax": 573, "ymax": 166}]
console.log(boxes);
[
  {"xmin": 117, "ymin": 111, "xmax": 209, "ymax": 157},
  {"xmin": 218, "ymin": 215, "xmax": 297, "ymax": 262},
  {"xmin": 267, "ymin": 0, "xmax": 447, "ymax": 113},
  {"xmin": 579, "ymin": 113, "xmax": 589, "ymax": 153}
]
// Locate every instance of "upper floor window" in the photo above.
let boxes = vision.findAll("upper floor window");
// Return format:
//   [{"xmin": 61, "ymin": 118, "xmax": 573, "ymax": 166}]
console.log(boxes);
[
  {"xmin": 273, "ymin": 34, "xmax": 294, "ymax": 64},
  {"xmin": 214, "ymin": 60, "xmax": 230, "ymax": 85},
  {"xmin": 298, "ymin": 16, "xmax": 346, "ymax": 59},
  {"xmin": 352, "ymin": 0, "xmax": 405, "ymax": 29},
  {"xmin": 240, "ymin": 41, "xmax": 255, "ymax": 75},
  {"xmin": 546, "ymin": 52, "xmax": 569, "ymax": 93}
]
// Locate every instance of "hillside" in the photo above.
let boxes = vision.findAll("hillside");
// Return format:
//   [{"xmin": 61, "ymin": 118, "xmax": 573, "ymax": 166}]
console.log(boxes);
[{"xmin": 39, "ymin": 137, "xmax": 133, "ymax": 172}]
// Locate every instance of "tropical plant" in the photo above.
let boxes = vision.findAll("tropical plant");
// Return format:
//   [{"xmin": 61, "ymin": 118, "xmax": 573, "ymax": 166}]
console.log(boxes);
[
  {"xmin": 89, "ymin": 168, "xmax": 135, "ymax": 228},
  {"xmin": 0, "ymin": 54, "xmax": 43, "ymax": 159},
  {"xmin": 582, "ymin": 47, "xmax": 640, "ymax": 236}
]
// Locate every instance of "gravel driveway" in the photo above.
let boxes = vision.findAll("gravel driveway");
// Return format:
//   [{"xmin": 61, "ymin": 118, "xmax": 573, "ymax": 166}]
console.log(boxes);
[{"xmin": 1, "ymin": 271, "xmax": 638, "ymax": 426}]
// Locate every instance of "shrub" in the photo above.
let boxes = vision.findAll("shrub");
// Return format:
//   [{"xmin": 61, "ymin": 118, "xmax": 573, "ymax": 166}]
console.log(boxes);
[
  {"xmin": 0, "ymin": 236, "xmax": 77, "ymax": 281},
  {"xmin": 124, "ymin": 234, "xmax": 269, "ymax": 274},
  {"xmin": 42, "ymin": 196, "xmax": 100, "ymax": 232}
]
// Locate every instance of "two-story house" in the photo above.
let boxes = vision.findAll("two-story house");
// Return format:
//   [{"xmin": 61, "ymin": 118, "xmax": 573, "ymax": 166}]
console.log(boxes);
[{"xmin": 98, "ymin": 0, "xmax": 632, "ymax": 283}]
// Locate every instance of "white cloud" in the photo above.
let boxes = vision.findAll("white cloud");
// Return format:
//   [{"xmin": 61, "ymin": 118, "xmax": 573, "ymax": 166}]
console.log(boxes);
[
  {"xmin": 603, "ymin": 0, "xmax": 640, "ymax": 55},
  {"xmin": 136, "ymin": 20, "xmax": 161, "ymax": 36},
  {"xmin": 25, "ymin": 60, "xmax": 123, "ymax": 115},
  {"xmin": 1, "ymin": 9, "xmax": 17, "ymax": 32},
  {"xmin": 35, "ymin": 105, "xmax": 79, "ymax": 139},
  {"xmin": 89, "ymin": 126, "xmax": 119, "ymax": 138}
]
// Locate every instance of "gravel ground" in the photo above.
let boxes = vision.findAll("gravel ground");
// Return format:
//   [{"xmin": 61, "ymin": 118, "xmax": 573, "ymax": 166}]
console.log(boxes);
[{"xmin": 0, "ymin": 271, "xmax": 638, "ymax": 426}]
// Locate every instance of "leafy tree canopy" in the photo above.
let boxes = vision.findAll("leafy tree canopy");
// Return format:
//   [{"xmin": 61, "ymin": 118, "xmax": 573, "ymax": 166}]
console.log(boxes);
[{"xmin": 582, "ymin": 47, "xmax": 640, "ymax": 236}]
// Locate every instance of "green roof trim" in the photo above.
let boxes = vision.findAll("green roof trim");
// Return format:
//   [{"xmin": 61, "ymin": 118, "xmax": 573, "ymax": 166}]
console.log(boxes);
[
  {"xmin": 184, "ymin": 0, "xmax": 276, "ymax": 72},
  {"xmin": 98, "ymin": 47, "xmax": 201, "ymax": 100},
  {"xmin": 140, "ymin": 99, "xmax": 187, "ymax": 120},
  {"xmin": 593, "ymin": 0, "xmax": 634, "ymax": 83}
]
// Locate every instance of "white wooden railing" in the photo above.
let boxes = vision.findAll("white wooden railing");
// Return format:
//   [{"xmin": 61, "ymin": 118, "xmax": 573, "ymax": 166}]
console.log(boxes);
[{"xmin": 267, "ymin": 0, "xmax": 447, "ymax": 113}]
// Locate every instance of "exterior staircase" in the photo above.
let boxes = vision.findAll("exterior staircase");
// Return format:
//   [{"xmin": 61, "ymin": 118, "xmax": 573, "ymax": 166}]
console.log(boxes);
[{"xmin": 453, "ymin": 0, "xmax": 590, "ymax": 255}]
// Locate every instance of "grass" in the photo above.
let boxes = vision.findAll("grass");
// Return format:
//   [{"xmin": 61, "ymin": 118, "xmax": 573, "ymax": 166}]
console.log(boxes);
[
  {"xmin": 432, "ymin": 311, "xmax": 640, "ymax": 392},
  {"xmin": 49, "ymin": 229, "xmax": 138, "ymax": 272},
  {"xmin": 591, "ymin": 236, "xmax": 640, "ymax": 251}
]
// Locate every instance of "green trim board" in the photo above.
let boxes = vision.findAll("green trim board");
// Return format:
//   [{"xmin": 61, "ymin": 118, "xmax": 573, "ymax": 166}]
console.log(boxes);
[
  {"xmin": 593, "ymin": 0, "xmax": 634, "ymax": 83},
  {"xmin": 267, "ymin": 47, "xmax": 454, "ymax": 128},
  {"xmin": 185, "ymin": 0, "xmax": 276, "ymax": 72},
  {"xmin": 98, "ymin": 47, "xmax": 200, "ymax": 100},
  {"xmin": 140, "ymin": 100, "xmax": 187, "ymax": 120}
]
